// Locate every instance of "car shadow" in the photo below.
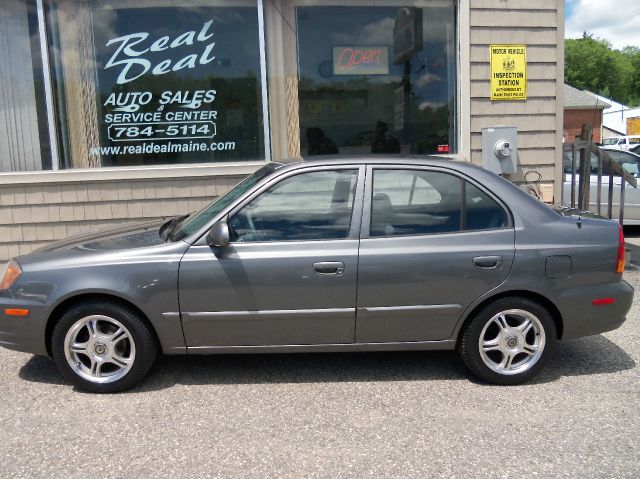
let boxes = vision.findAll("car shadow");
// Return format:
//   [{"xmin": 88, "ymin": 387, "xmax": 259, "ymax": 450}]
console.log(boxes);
[
  {"xmin": 534, "ymin": 334, "xmax": 637, "ymax": 384},
  {"xmin": 18, "ymin": 334, "xmax": 636, "ymax": 392}
]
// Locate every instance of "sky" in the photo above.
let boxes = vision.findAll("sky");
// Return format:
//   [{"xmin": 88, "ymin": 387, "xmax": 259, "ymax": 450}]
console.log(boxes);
[{"xmin": 565, "ymin": 0, "xmax": 640, "ymax": 49}]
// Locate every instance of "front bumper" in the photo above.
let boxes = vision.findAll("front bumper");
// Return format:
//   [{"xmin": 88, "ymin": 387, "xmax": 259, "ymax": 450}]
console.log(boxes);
[{"xmin": 0, "ymin": 296, "xmax": 49, "ymax": 356}]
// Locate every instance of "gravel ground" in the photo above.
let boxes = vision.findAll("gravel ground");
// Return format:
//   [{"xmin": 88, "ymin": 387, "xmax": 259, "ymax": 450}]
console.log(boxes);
[{"xmin": 1, "ymin": 273, "xmax": 639, "ymax": 478}]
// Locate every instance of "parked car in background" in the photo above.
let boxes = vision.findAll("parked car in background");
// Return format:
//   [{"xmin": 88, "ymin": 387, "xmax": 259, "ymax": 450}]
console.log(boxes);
[
  {"xmin": 602, "ymin": 135, "xmax": 640, "ymax": 151},
  {"xmin": 563, "ymin": 147, "xmax": 640, "ymax": 224},
  {"xmin": 0, "ymin": 158, "xmax": 633, "ymax": 392}
]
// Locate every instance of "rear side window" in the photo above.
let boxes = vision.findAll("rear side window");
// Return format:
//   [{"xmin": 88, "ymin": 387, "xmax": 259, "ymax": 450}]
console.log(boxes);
[
  {"xmin": 370, "ymin": 169, "xmax": 508, "ymax": 237},
  {"xmin": 371, "ymin": 170, "xmax": 461, "ymax": 236},
  {"xmin": 464, "ymin": 182, "xmax": 508, "ymax": 230}
]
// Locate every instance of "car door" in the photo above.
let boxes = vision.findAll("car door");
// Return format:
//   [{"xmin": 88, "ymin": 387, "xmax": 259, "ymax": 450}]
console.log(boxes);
[
  {"xmin": 178, "ymin": 166, "xmax": 365, "ymax": 349},
  {"xmin": 355, "ymin": 166, "xmax": 515, "ymax": 343}
]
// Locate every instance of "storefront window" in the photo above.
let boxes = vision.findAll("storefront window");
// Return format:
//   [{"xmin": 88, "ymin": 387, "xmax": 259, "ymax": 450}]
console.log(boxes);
[
  {"xmin": 2, "ymin": 0, "xmax": 458, "ymax": 173},
  {"xmin": 294, "ymin": 3, "xmax": 456, "ymax": 157},
  {"xmin": 0, "ymin": 0, "xmax": 51, "ymax": 172},
  {"xmin": 263, "ymin": 1, "xmax": 456, "ymax": 160},
  {"xmin": 48, "ymin": 0, "xmax": 267, "ymax": 168}
]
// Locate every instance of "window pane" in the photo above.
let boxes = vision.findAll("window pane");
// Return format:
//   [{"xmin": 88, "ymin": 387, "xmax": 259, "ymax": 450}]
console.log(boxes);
[
  {"xmin": 49, "ymin": 0, "xmax": 265, "ymax": 168},
  {"xmin": 603, "ymin": 150, "xmax": 640, "ymax": 176},
  {"xmin": 464, "ymin": 183, "xmax": 508, "ymax": 230},
  {"xmin": 169, "ymin": 164, "xmax": 279, "ymax": 242},
  {"xmin": 371, "ymin": 169, "xmax": 461, "ymax": 236},
  {"xmin": 295, "ymin": 3, "xmax": 456, "ymax": 158},
  {"xmin": 229, "ymin": 170, "xmax": 358, "ymax": 242},
  {"xmin": 0, "ymin": 0, "xmax": 50, "ymax": 172}
]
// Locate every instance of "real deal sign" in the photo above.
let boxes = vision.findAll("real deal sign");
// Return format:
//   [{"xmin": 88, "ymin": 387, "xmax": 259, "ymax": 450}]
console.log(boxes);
[{"xmin": 490, "ymin": 44, "xmax": 527, "ymax": 100}]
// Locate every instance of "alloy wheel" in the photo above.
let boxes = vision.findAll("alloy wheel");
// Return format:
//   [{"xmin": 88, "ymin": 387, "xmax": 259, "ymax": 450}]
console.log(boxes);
[
  {"xmin": 478, "ymin": 308, "xmax": 546, "ymax": 376},
  {"xmin": 63, "ymin": 315, "xmax": 136, "ymax": 384}
]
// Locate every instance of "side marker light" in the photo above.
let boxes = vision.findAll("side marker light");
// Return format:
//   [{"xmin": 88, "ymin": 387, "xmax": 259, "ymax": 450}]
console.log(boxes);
[{"xmin": 592, "ymin": 298, "xmax": 615, "ymax": 306}]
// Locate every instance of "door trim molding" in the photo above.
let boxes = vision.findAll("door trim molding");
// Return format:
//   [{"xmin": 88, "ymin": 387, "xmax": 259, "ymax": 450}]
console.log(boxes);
[
  {"xmin": 186, "ymin": 338, "xmax": 456, "ymax": 354},
  {"xmin": 359, "ymin": 304, "xmax": 462, "ymax": 314},
  {"xmin": 182, "ymin": 307, "xmax": 355, "ymax": 321}
]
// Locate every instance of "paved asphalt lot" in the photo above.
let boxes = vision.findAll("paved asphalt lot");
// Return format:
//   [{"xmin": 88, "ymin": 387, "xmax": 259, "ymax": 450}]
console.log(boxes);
[{"xmin": 2, "ymin": 242, "xmax": 640, "ymax": 477}]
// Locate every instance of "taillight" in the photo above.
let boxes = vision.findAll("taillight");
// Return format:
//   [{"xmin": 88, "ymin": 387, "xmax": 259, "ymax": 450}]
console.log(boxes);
[{"xmin": 616, "ymin": 224, "xmax": 625, "ymax": 274}]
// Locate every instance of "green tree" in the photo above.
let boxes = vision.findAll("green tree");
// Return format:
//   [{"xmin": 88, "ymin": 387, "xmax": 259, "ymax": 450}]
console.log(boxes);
[
  {"xmin": 621, "ymin": 47, "xmax": 640, "ymax": 106},
  {"xmin": 565, "ymin": 34, "xmax": 640, "ymax": 107}
]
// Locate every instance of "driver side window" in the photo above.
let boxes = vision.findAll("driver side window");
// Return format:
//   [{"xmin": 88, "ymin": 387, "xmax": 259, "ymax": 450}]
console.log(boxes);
[{"xmin": 228, "ymin": 169, "xmax": 358, "ymax": 242}]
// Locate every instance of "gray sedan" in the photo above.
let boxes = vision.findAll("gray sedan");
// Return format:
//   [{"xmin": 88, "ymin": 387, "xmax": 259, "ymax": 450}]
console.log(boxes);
[{"xmin": 0, "ymin": 158, "xmax": 633, "ymax": 392}]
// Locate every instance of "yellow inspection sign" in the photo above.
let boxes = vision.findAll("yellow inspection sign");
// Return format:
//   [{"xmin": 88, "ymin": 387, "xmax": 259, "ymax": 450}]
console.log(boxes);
[{"xmin": 490, "ymin": 44, "xmax": 527, "ymax": 100}]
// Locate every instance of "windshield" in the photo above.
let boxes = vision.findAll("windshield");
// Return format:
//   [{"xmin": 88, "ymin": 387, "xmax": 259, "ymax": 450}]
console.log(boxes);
[
  {"xmin": 169, "ymin": 164, "xmax": 280, "ymax": 242},
  {"xmin": 602, "ymin": 138, "xmax": 619, "ymax": 145}
]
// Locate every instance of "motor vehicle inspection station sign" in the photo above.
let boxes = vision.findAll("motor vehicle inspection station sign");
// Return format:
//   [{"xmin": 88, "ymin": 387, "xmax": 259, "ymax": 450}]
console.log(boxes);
[{"xmin": 490, "ymin": 44, "xmax": 527, "ymax": 100}]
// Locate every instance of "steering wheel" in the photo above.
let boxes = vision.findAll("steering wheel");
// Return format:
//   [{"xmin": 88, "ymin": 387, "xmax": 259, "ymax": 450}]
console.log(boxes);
[{"xmin": 229, "ymin": 208, "xmax": 257, "ymax": 242}]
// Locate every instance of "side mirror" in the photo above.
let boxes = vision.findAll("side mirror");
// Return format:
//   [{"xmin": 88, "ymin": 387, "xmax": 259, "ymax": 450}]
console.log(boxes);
[{"xmin": 207, "ymin": 220, "xmax": 230, "ymax": 248}]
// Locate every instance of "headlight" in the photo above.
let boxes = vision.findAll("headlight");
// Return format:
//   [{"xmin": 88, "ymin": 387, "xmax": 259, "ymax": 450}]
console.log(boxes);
[{"xmin": 0, "ymin": 260, "xmax": 22, "ymax": 290}]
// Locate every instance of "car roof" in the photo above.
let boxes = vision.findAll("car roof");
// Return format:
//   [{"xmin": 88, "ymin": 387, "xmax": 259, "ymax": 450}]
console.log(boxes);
[
  {"xmin": 274, "ymin": 155, "xmax": 478, "ymax": 173},
  {"xmin": 603, "ymin": 147, "xmax": 640, "ymax": 159},
  {"xmin": 270, "ymin": 155, "xmax": 559, "ymax": 221}
]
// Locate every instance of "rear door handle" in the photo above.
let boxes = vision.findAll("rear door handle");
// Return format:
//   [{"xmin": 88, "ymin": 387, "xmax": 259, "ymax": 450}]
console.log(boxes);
[
  {"xmin": 473, "ymin": 256, "xmax": 503, "ymax": 270},
  {"xmin": 313, "ymin": 261, "xmax": 345, "ymax": 276}
]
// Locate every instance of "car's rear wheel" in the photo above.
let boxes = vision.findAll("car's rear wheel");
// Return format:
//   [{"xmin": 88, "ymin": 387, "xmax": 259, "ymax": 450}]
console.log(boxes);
[
  {"xmin": 51, "ymin": 301, "xmax": 157, "ymax": 393},
  {"xmin": 458, "ymin": 297, "xmax": 557, "ymax": 385}
]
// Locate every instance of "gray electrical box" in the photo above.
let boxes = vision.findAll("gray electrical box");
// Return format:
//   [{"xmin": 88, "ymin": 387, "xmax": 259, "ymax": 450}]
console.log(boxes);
[{"xmin": 481, "ymin": 126, "xmax": 518, "ymax": 174}]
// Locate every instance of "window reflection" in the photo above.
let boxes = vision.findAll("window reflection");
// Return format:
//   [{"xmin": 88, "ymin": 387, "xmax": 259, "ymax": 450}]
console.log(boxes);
[
  {"xmin": 49, "ymin": 0, "xmax": 266, "ymax": 168},
  {"xmin": 229, "ymin": 169, "xmax": 358, "ymax": 242},
  {"xmin": 296, "ymin": 4, "xmax": 456, "ymax": 157}
]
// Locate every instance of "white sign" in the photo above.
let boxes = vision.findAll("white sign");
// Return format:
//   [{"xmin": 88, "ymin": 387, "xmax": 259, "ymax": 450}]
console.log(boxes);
[{"xmin": 105, "ymin": 20, "xmax": 217, "ymax": 85}]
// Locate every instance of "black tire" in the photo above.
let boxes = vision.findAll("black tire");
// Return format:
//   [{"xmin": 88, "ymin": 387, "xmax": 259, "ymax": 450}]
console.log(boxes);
[
  {"xmin": 458, "ymin": 297, "xmax": 557, "ymax": 385},
  {"xmin": 51, "ymin": 300, "xmax": 158, "ymax": 393}
]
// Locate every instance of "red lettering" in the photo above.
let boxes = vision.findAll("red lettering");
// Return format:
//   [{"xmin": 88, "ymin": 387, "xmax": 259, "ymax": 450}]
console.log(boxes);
[
  {"xmin": 338, "ymin": 48, "xmax": 354, "ymax": 68},
  {"xmin": 352, "ymin": 51, "xmax": 364, "ymax": 67},
  {"xmin": 337, "ymin": 48, "xmax": 383, "ymax": 70}
]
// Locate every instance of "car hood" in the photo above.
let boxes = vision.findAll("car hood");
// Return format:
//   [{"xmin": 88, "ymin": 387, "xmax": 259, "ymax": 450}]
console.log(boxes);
[{"xmin": 27, "ymin": 219, "xmax": 168, "ymax": 256}]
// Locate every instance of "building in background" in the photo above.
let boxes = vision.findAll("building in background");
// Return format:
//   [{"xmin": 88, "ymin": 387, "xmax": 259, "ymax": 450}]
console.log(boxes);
[
  {"xmin": 598, "ymin": 97, "xmax": 640, "ymax": 139},
  {"xmin": 0, "ymin": 0, "xmax": 565, "ymax": 262},
  {"xmin": 563, "ymin": 84, "xmax": 610, "ymax": 143},
  {"xmin": 587, "ymin": 91, "xmax": 640, "ymax": 139}
]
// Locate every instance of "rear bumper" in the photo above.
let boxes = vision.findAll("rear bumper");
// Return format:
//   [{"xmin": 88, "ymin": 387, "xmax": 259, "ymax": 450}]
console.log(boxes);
[
  {"xmin": 557, "ymin": 280, "xmax": 634, "ymax": 340},
  {"xmin": 0, "ymin": 296, "xmax": 49, "ymax": 356}
]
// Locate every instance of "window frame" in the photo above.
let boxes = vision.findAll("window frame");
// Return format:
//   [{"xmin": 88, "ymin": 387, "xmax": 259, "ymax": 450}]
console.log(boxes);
[
  {"xmin": 194, "ymin": 164, "xmax": 366, "ymax": 245},
  {"xmin": 291, "ymin": 0, "xmax": 459, "ymax": 158},
  {"xmin": 361, "ymin": 165, "xmax": 512, "ymax": 239},
  {"xmin": 2, "ymin": 0, "xmax": 465, "ymax": 180},
  {"xmin": 45, "ymin": 0, "xmax": 271, "ymax": 171}
]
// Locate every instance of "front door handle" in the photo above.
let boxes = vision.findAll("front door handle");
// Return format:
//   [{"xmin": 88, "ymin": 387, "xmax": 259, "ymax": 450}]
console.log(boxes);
[
  {"xmin": 313, "ymin": 261, "xmax": 345, "ymax": 276},
  {"xmin": 473, "ymin": 256, "xmax": 503, "ymax": 270}
]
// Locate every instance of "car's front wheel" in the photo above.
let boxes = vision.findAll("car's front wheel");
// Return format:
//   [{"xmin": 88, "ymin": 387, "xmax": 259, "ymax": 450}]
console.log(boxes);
[
  {"xmin": 51, "ymin": 300, "xmax": 157, "ymax": 393},
  {"xmin": 458, "ymin": 297, "xmax": 557, "ymax": 385}
]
